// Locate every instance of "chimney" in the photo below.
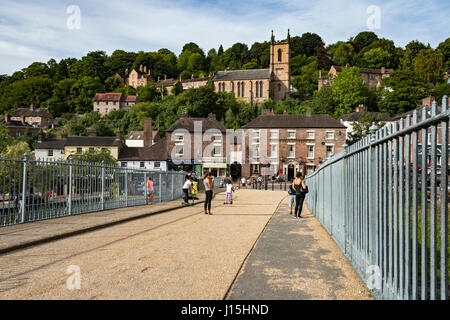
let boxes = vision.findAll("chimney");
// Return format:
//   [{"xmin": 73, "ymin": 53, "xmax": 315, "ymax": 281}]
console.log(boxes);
[
  {"xmin": 144, "ymin": 117, "xmax": 153, "ymax": 147},
  {"xmin": 191, "ymin": 74, "xmax": 194, "ymax": 79},
  {"xmin": 143, "ymin": 66, "xmax": 147, "ymax": 73},
  {"xmin": 88, "ymin": 129, "xmax": 97, "ymax": 137},
  {"xmin": 180, "ymin": 113, "xmax": 187, "ymax": 118},
  {"xmin": 38, "ymin": 129, "xmax": 45, "ymax": 143},
  {"xmin": 283, "ymin": 110, "xmax": 288, "ymax": 115},
  {"xmin": 261, "ymin": 109, "xmax": 272, "ymax": 116},
  {"xmin": 381, "ymin": 66, "xmax": 385, "ymax": 74},
  {"xmin": 208, "ymin": 113, "xmax": 216, "ymax": 119},
  {"xmin": 139, "ymin": 65, "xmax": 143, "ymax": 72},
  {"xmin": 356, "ymin": 104, "xmax": 367, "ymax": 113},
  {"xmin": 180, "ymin": 75, "xmax": 182, "ymax": 81},
  {"xmin": 305, "ymin": 108, "xmax": 312, "ymax": 117},
  {"xmin": 61, "ymin": 131, "xmax": 68, "ymax": 140},
  {"xmin": 158, "ymin": 76, "xmax": 160, "ymax": 82},
  {"xmin": 29, "ymin": 103, "xmax": 35, "ymax": 111},
  {"xmin": 4, "ymin": 114, "xmax": 10, "ymax": 123},
  {"xmin": 164, "ymin": 75, "xmax": 167, "ymax": 80}
]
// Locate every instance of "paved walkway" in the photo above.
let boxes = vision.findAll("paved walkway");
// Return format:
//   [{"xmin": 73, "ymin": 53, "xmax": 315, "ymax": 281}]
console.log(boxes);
[
  {"xmin": 227, "ymin": 197, "xmax": 373, "ymax": 300},
  {"xmin": 0, "ymin": 189, "xmax": 372, "ymax": 300}
]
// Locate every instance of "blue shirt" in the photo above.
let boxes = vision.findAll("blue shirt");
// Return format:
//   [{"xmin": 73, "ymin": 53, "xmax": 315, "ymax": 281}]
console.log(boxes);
[{"xmin": 288, "ymin": 185, "xmax": 296, "ymax": 196}]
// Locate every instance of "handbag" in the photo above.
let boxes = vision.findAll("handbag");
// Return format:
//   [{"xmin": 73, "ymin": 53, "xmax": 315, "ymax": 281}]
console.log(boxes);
[{"xmin": 301, "ymin": 185, "xmax": 309, "ymax": 194}]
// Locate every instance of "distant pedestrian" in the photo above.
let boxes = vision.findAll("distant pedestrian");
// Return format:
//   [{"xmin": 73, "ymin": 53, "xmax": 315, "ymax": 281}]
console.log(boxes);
[
  {"xmin": 203, "ymin": 173, "xmax": 214, "ymax": 215},
  {"xmin": 287, "ymin": 179, "xmax": 296, "ymax": 215},
  {"xmin": 182, "ymin": 176, "xmax": 193, "ymax": 205},
  {"xmin": 224, "ymin": 180, "xmax": 234, "ymax": 204},
  {"xmin": 293, "ymin": 172, "xmax": 308, "ymax": 218},
  {"xmin": 147, "ymin": 176, "xmax": 154, "ymax": 205},
  {"xmin": 241, "ymin": 177, "xmax": 246, "ymax": 188}
]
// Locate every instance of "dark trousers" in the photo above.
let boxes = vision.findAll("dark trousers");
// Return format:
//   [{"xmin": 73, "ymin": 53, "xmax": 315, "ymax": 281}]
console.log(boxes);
[
  {"xmin": 205, "ymin": 190, "xmax": 213, "ymax": 211},
  {"xmin": 183, "ymin": 189, "xmax": 189, "ymax": 203},
  {"xmin": 295, "ymin": 194, "xmax": 305, "ymax": 217}
]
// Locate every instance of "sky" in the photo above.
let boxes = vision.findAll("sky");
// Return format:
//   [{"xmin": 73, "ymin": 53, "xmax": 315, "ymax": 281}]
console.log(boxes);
[{"xmin": 0, "ymin": 0, "xmax": 449, "ymax": 75}]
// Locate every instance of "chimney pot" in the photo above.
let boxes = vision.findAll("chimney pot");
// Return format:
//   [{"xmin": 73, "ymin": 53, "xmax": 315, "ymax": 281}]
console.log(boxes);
[{"xmin": 306, "ymin": 108, "xmax": 312, "ymax": 117}]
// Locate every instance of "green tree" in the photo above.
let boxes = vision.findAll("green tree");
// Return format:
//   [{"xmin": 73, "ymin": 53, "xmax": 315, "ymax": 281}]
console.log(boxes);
[
  {"xmin": 351, "ymin": 31, "xmax": 379, "ymax": 52},
  {"xmin": 136, "ymin": 83, "xmax": 161, "ymax": 102},
  {"xmin": 105, "ymin": 50, "xmax": 137, "ymax": 75},
  {"xmin": 22, "ymin": 62, "xmax": 51, "ymax": 78},
  {"xmin": 378, "ymin": 69, "xmax": 429, "ymax": 116},
  {"xmin": 292, "ymin": 61, "xmax": 318, "ymax": 100},
  {"xmin": 71, "ymin": 148, "xmax": 117, "ymax": 165},
  {"xmin": 332, "ymin": 42, "xmax": 354, "ymax": 66},
  {"xmin": 93, "ymin": 122, "xmax": 115, "ymax": 136},
  {"xmin": 346, "ymin": 112, "xmax": 386, "ymax": 145},
  {"xmin": 0, "ymin": 77, "xmax": 54, "ymax": 113},
  {"xmin": 432, "ymin": 82, "xmax": 450, "ymax": 103},
  {"xmin": 413, "ymin": 49, "xmax": 444, "ymax": 83},
  {"xmin": 290, "ymin": 54, "xmax": 316, "ymax": 76},
  {"xmin": 359, "ymin": 47, "xmax": 392, "ymax": 69},
  {"xmin": 291, "ymin": 33, "xmax": 324, "ymax": 57},
  {"xmin": 70, "ymin": 76, "xmax": 104, "ymax": 114},
  {"xmin": 1, "ymin": 141, "xmax": 31, "ymax": 159},
  {"xmin": 400, "ymin": 40, "xmax": 427, "ymax": 70},
  {"xmin": 310, "ymin": 84, "xmax": 336, "ymax": 115},
  {"xmin": 437, "ymin": 38, "xmax": 450, "ymax": 69},
  {"xmin": 332, "ymin": 67, "xmax": 365, "ymax": 117}
]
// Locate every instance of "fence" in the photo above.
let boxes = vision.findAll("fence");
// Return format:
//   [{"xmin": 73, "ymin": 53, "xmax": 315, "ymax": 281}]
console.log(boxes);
[
  {"xmin": 305, "ymin": 97, "xmax": 449, "ymax": 300},
  {"xmin": 0, "ymin": 156, "xmax": 186, "ymax": 227}
]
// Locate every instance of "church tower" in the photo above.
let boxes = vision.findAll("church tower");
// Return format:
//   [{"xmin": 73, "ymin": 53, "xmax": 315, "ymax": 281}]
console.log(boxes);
[{"xmin": 270, "ymin": 30, "xmax": 291, "ymax": 101}]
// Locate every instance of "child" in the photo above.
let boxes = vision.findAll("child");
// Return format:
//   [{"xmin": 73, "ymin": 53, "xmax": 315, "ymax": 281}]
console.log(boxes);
[
  {"xmin": 191, "ymin": 178, "xmax": 198, "ymax": 204},
  {"xmin": 224, "ymin": 180, "xmax": 234, "ymax": 204},
  {"xmin": 287, "ymin": 179, "xmax": 296, "ymax": 215}
]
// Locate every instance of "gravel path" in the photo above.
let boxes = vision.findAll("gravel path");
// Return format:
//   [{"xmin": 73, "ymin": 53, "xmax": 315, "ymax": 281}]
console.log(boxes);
[{"xmin": 0, "ymin": 189, "xmax": 285, "ymax": 300}]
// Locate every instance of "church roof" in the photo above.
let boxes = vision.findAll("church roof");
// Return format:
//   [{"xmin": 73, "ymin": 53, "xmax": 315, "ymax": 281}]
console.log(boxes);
[{"xmin": 212, "ymin": 69, "xmax": 270, "ymax": 81}]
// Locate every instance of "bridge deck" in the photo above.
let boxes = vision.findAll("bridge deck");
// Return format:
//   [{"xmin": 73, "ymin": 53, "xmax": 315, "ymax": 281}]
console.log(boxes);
[{"xmin": 0, "ymin": 189, "xmax": 371, "ymax": 300}]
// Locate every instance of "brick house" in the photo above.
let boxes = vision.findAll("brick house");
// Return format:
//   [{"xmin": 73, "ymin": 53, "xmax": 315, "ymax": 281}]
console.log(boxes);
[
  {"xmin": 127, "ymin": 65, "xmax": 153, "ymax": 88},
  {"xmin": 6, "ymin": 104, "xmax": 54, "ymax": 129},
  {"xmin": 318, "ymin": 65, "xmax": 392, "ymax": 90},
  {"xmin": 93, "ymin": 93, "xmax": 138, "ymax": 117},
  {"xmin": 165, "ymin": 113, "xmax": 228, "ymax": 178},
  {"xmin": 241, "ymin": 109, "xmax": 347, "ymax": 180}
]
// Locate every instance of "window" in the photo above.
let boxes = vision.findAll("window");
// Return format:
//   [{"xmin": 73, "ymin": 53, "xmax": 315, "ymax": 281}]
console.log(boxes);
[
  {"xmin": 241, "ymin": 82, "xmax": 245, "ymax": 97},
  {"xmin": 101, "ymin": 148, "xmax": 106, "ymax": 152},
  {"xmin": 76, "ymin": 148, "xmax": 82, "ymax": 154},
  {"xmin": 288, "ymin": 145, "xmax": 295, "ymax": 158},
  {"xmin": 271, "ymin": 144, "xmax": 278, "ymax": 158},
  {"xmin": 89, "ymin": 147, "xmax": 94, "ymax": 152},
  {"xmin": 175, "ymin": 134, "xmax": 184, "ymax": 142},
  {"xmin": 307, "ymin": 131, "xmax": 315, "ymax": 140},
  {"xmin": 326, "ymin": 145, "xmax": 334, "ymax": 158},
  {"xmin": 140, "ymin": 162, "xmax": 145, "ymax": 168},
  {"xmin": 213, "ymin": 135, "xmax": 222, "ymax": 143},
  {"xmin": 47, "ymin": 149, "xmax": 53, "ymax": 157},
  {"xmin": 96, "ymin": 108, "xmax": 100, "ymax": 112},
  {"xmin": 255, "ymin": 81, "xmax": 259, "ymax": 97},
  {"xmin": 277, "ymin": 69, "xmax": 282, "ymax": 75},
  {"xmin": 105, "ymin": 108, "xmax": 109, "ymax": 114},
  {"xmin": 223, "ymin": 83, "xmax": 226, "ymax": 91},
  {"xmin": 214, "ymin": 145, "xmax": 222, "ymax": 156},
  {"xmin": 270, "ymin": 130, "xmax": 279, "ymax": 140},
  {"xmin": 154, "ymin": 162, "xmax": 161, "ymax": 168},
  {"xmin": 326, "ymin": 131, "xmax": 334, "ymax": 140},
  {"xmin": 307, "ymin": 145, "xmax": 314, "ymax": 159},
  {"xmin": 288, "ymin": 130, "xmax": 296, "ymax": 139},
  {"xmin": 259, "ymin": 81, "xmax": 263, "ymax": 97},
  {"xmin": 252, "ymin": 130, "xmax": 260, "ymax": 144},
  {"xmin": 121, "ymin": 162, "xmax": 127, "ymax": 167},
  {"xmin": 278, "ymin": 83, "xmax": 281, "ymax": 92},
  {"xmin": 237, "ymin": 82, "xmax": 240, "ymax": 97},
  {"xmin": 175, "ymin": 145, "xmax": 184, "ymax": 157},
  {"xmin": 253, "ymin": 145, "xmax": 260, "ymax": 158},
  {"xmin": 278, "ymin": 49, "xmax": 282, "ymax": 62}
]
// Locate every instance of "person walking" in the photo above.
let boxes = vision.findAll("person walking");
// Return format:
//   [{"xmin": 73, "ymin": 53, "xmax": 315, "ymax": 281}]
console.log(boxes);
[
  {"xmin": 293, "ymin": 172, "xmax": 308, "ymax": 218},
  {"xmin": 203, "ymin": 173, "xmax": 214, "ymax": 215},
  {"xmin": 287, "ymin": 179, "xmax": 296, "ymax": 216},
  {"xmin": 182, "ymin": 176, "xmax": 192, "ymax": 205},
  {"xmin": 146, "ymin": 176, "xmax": 154, "ymax": 205},
  {"xmin": 224, "ymin": 180, "xmax": 234, "ymax": 204},
  {"xmin": 191, "ymin": 178, "xmax": 198, "ymax": 204}
]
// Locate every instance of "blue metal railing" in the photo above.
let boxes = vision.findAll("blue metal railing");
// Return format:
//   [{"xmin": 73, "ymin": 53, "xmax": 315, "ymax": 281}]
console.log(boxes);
[{"xmin": 305, "ymin": 97, "xmax": 449, "ymax": 300}]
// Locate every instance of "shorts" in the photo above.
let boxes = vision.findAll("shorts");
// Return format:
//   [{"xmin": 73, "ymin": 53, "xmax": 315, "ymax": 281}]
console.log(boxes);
[
  {"xmin": 147, "ymin": 190, "xmax": 154, "ymax": 194},
  {"xmin": 289, "ymin": 195, "xmax": 296, "ymax": 208}
]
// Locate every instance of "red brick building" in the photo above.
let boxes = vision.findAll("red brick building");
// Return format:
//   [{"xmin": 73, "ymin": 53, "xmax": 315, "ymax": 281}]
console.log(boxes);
[{"xmin": 241, "ymin": 109, "xmax": 347, "ymax": 180}]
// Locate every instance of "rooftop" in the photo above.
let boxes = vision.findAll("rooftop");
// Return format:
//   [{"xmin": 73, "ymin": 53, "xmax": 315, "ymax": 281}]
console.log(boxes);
[
  {"xmin": 212, "ymin": 69, "xmax": 270, "ymax": 81},
  {"xmin": 242, "ymin": 113, "xmax": 346, "ymax": 129}
]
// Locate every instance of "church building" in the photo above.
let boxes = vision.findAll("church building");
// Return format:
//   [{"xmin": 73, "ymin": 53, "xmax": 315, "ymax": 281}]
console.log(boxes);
[{"xmin": 212, "ymin": 30, "xmax": 292, "ymax": 104}]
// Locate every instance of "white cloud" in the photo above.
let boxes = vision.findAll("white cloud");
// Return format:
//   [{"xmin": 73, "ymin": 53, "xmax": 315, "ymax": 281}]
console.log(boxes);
[{"xmin": 0, "ymin": 0, "xmax": 448, "ymax": 75}]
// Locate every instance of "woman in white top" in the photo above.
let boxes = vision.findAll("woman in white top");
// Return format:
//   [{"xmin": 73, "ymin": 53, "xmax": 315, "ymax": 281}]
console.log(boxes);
[{"xmin": 225, "ymin": 180, "xmax": 233, "ymax": 204}]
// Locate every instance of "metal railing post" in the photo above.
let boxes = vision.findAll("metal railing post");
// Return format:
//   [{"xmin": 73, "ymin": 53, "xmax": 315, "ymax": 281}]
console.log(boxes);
[
  {"xmin": 125, "ymin": 169, "xmax": 128, "ymax": 207},
  {"xmin": 68, "ymin": 159, "xmax": 73, "ymax": 215},
  {"xmin": 20, "ymin": 153, "xmax": 28, "ymax": 224},
  {"xmin": 171, "ymin": 173, "xmax": 174, "ymax": 200},
  {"xmin": 144, "ymin": 171, "xmax": 148, "ymax": 205},
  {"xmin": 159, "ymin": 173, "xmax": 162, "ymax": 203},
  {"xmin": 101, "ymin": 161, "xmax": 104, "ymax": 211}
]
